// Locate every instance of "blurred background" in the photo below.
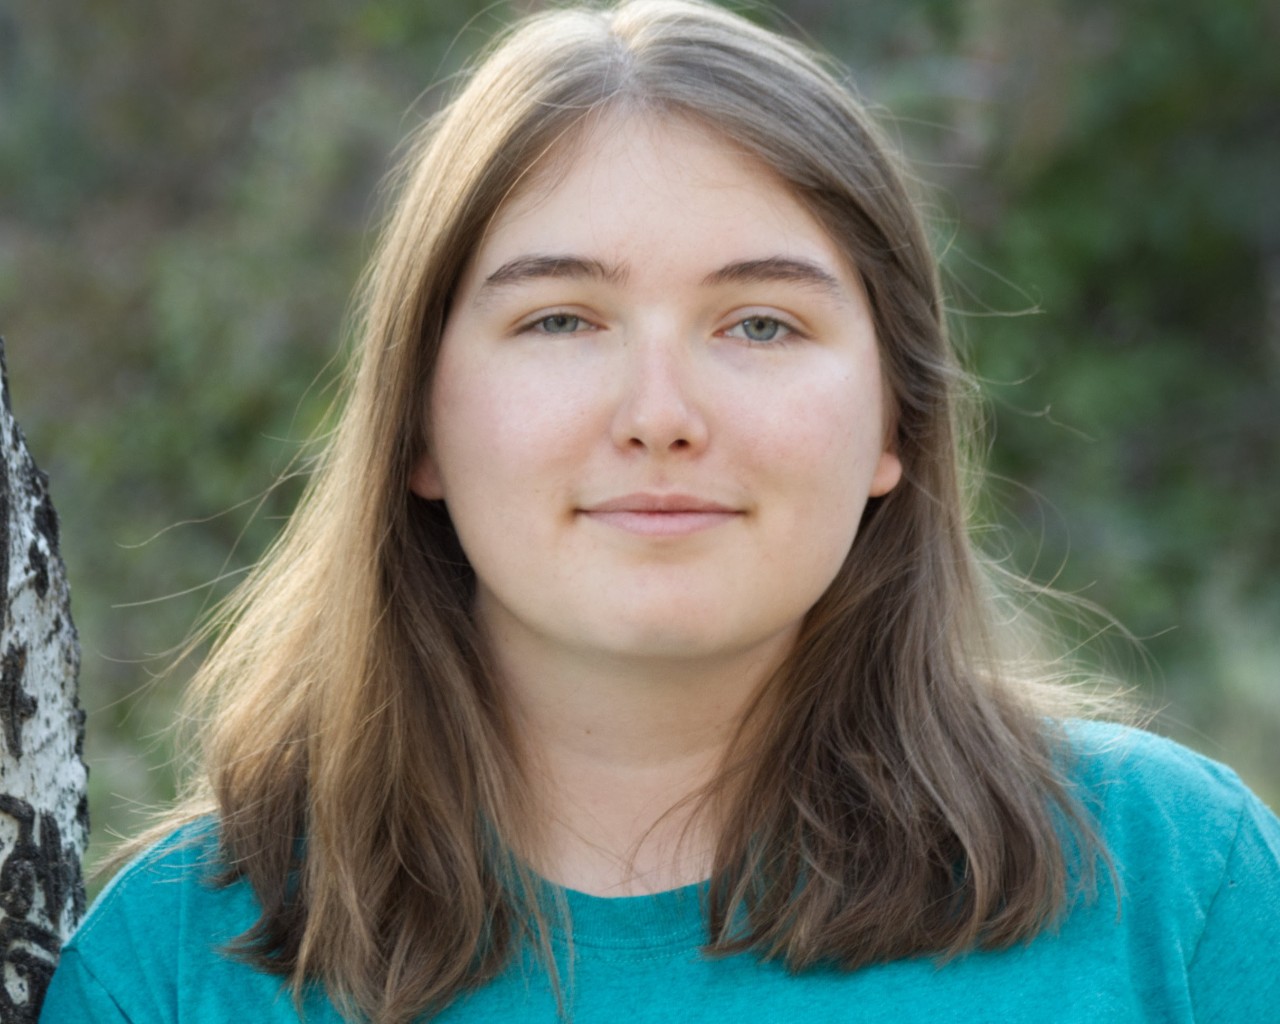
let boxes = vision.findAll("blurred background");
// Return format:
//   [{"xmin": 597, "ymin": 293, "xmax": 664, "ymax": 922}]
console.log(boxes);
[{"xmin": 1, "ymin": 0, "xmax": 1276, "ymax": 877}]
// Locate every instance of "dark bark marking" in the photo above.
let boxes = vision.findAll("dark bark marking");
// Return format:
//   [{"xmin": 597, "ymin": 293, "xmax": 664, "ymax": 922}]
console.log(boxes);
[
  {"xmin": 28, "ymin": 476, "xmax": 58, "ymax": 552},
  {"xmin": 25, "ymin": 540, "xmax": 48, "ymax": 600},
  {"xmin": 0, "ymin": 643, "xmax": 35, "ymax": 759},
  {"xmin": 0, "ymin": 794, "xmax": 79, "ymax": 1022}
]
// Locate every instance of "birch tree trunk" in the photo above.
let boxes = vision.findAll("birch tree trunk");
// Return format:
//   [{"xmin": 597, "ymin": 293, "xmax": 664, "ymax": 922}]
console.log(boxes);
[{"xmin": 0, "ymin": 338, "xmax": 87, "ymax": 1023}]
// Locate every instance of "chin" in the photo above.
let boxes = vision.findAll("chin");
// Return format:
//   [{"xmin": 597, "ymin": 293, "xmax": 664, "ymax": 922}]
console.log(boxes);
[{"xmin": 591, "ymin": 616, "xmax": 793, "ymax": 667}]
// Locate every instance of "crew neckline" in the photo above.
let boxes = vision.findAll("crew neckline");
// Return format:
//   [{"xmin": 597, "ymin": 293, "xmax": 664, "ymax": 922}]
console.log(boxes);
[{"xmin": 545, "ymin": 879, "xmax": 711, "ymax": 952}]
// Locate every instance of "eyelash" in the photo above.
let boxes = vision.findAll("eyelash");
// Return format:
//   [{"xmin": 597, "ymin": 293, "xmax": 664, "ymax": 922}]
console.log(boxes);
[
  {"xmin": 517, "ymin": 312, "xmax": 596, "ymax": 336},
  {"xmin": 514, "ymin": 311, "xmax": 806, "ymax": 344},
  {"xmin": 722, "ymin": 314, "xmax": 802, "ymax": 345}
]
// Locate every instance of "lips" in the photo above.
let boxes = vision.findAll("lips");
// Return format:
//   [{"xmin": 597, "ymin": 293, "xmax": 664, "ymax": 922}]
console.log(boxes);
[{"xmin": 579, "ymin": 492, "xmax": 741, "ymax": 537}]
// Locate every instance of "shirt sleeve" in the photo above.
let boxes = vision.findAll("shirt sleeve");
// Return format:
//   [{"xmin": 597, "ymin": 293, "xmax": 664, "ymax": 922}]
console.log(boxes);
[
  {"xmin": 38, "ymin": 947, "xmax": 133, "ymax": 1024},
  {"xmin": 1186, "ymin": 787, "xmax": 1280, "ymax": 1022}
]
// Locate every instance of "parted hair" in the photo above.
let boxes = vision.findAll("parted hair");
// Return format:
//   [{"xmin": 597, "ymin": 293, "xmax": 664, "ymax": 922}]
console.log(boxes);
[{"xmin": 149, "ymin": 2, "xmax": 1106, "ymax": 1021}]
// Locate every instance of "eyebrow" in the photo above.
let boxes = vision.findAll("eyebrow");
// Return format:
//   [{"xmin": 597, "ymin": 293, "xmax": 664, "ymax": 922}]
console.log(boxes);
[
  {"xmin": 700, "ymin": 256, "xmax": 846, "ymax": 297},
  {"xmin": 478, "ymin": 254, "xmax": 628, "ymax": 295},
  {"xmin": 472, "ymin": 252, "xmax": 847, "ymax": 304}
]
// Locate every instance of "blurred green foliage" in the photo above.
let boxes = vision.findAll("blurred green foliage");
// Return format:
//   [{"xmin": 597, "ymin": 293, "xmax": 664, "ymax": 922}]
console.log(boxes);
[{"xmin": 1, "ymin": 0, "xmax": 1276, "ymax": 874}]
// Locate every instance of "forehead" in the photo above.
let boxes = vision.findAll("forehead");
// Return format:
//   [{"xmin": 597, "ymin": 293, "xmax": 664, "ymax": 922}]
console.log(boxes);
[{"xmin": 463, "ymin": 109, "xmax": 849, "ymax": 281}]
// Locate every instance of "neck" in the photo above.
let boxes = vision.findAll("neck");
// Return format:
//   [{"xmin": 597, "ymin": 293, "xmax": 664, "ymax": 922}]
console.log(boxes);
[{"xmin": 487, "ymin": 627, "xmax": 793, "ymax": 896}]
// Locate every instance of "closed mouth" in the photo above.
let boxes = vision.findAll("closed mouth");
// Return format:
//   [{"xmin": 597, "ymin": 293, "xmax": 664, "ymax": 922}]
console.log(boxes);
[
  {"xmin": 579, "ymin": 493, "xmax": 741, "ymax": 536},
  {"xmin": 583, "ymin": 492, "xmax": 736, "ymax": 514}
]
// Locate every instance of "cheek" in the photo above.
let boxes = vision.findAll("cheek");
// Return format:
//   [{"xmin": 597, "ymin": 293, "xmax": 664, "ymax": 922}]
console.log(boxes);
[
  {"xmin": 429, "ymin": 354, "xmax": 598, "ymax": 502},
  {"xmin": 746, "ymin": 368, "xmax": 888, "ymax": 496}
]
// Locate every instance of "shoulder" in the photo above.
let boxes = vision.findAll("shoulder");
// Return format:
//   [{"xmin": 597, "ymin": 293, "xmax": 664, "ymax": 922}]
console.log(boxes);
[
  {"xmin": 1060, "ymin": 719, "xmax": 1276, "ymax": 876},
  {"xmin": 1073, "ymin": 728, "xmax": 1280, "ymax": 1013},
  {"xmin": 1057, "ymin": 720, "xmax": 1280, "ymax": 989},
  {"xmin": 71, "ymin": 818, "xmax": 247, "ymax": 952},
  {"xmin": 1062, "ymin": 718, "xmax": 1258, "ymax": 820},
  {"xmin": 42, "ymin": 819, "xmax": 271, "ymax": 1023},
  {"xmin": 89, "ymin": 816, "xmax": 226, "ymax": 898}
]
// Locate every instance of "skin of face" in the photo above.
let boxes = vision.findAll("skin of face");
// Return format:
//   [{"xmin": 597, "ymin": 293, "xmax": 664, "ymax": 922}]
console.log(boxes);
[{"xmin": 412, "ymin": 112, "xmax": 902, "ymax": 688}]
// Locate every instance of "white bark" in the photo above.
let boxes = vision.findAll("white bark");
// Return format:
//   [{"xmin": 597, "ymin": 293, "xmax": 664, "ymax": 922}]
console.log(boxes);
[{"xmin": 0, "ymin": 337, "xmax": 87, "ymax": 1023}]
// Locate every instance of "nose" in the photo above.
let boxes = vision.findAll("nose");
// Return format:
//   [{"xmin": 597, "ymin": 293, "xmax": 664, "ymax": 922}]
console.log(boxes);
[{"xmin": 609, "ymin": 331, "xmax": 709, "ymax": 455}]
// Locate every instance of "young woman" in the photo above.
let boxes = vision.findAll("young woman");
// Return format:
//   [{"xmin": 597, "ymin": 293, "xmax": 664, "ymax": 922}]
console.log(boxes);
[{"xmin": 41, "ymin": 1, "xmax": 1280, "ymax": 1021}]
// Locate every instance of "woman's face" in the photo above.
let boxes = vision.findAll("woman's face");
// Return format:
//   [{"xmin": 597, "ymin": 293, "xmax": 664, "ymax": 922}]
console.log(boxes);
[{"xmin": 413, "ymin": 113, "xmax": 901, "ymax": 674}]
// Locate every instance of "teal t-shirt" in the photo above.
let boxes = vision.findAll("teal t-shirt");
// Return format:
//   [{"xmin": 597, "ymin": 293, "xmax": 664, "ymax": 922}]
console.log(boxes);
[{"xmin": 39, "ymin": 723, "xmax": 1280, "ymax": 1022}]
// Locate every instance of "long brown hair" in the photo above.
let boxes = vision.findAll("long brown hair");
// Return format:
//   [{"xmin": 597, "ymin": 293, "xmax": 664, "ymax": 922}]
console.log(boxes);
[{"xmin": 149, "ymin": 1, "xmax": 1108, "ymax": 1020}]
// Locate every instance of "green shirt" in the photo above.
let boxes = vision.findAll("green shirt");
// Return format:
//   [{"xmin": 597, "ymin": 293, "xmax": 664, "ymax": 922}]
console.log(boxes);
[{"xmin": 39, "ymin": 723, "xmax": 1280, "ymax": 1022}]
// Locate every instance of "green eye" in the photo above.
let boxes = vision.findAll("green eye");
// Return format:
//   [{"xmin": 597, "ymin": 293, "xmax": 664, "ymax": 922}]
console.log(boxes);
[
  {"xmin": 729, "ymin": 316, "xmax": 787, "ymax": 343},
  {"xmin": 537, "ymin": 314, "xmax": 583, "ymax": 333}
]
